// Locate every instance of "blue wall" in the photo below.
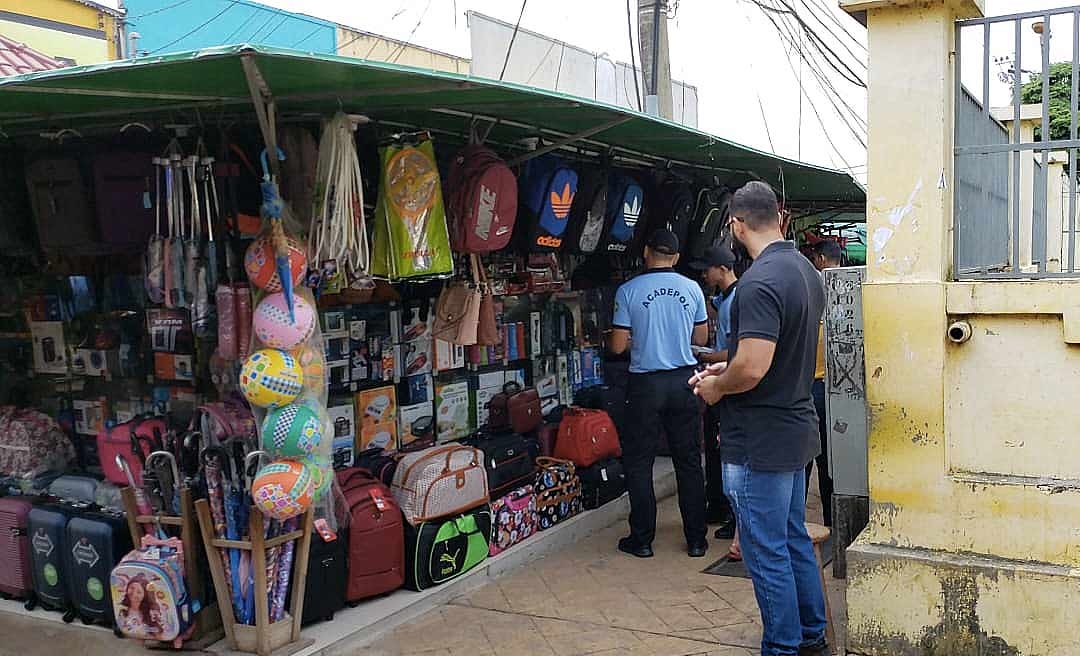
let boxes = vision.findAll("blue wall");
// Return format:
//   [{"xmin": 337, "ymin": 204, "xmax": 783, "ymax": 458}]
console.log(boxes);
[{"xmin": 124, "ymin": 0, "xmax": 336, "ymax": 56}]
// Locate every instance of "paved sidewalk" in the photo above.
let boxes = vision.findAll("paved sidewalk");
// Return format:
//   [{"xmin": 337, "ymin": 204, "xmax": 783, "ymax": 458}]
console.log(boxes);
[{"xmin": 360, "ymin": 490, "xmax": 846, "ymax": 656}]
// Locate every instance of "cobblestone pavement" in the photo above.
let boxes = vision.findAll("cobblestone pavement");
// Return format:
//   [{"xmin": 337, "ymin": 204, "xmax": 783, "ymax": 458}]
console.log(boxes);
[{"xmin": 362, "ymin": 485, "xmax": 846, "ymax": 656}]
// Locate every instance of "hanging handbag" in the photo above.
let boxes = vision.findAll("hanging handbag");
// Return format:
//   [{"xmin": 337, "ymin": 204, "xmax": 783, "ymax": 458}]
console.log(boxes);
[
  {"xmin": 431, "ymin": 273, "xmax": 481, "ymax": 346},
  {"xmin": 474, "ymin": 255, "xmax": 499, "ymax": 346}
]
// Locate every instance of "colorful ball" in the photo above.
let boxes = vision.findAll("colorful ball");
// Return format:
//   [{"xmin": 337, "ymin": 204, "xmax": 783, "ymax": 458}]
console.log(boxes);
[
  {"xmin": 251, "ymin": 460, "xmax": 314, "ymax": 520},
  {"xmin": 291, "ymin": 344, "xmax": 325, "ymax": 396},
  {"xmin": 240, "ymin": 349, "xmax": 304, "ymax": 409},
  {"xmin": 303, "ymin": 453, "xmax": 332, "ymax": 500},
  {"xmin": 245, "ymin": 235, "xmax": 307, "ymax": 292},
  {"xmin": 253, "ymin": 292, "xmax": 316, "ymax": 350},
  {"xmin": 261, "ymin": 403, "xmax": 323, "ymax": 458}
]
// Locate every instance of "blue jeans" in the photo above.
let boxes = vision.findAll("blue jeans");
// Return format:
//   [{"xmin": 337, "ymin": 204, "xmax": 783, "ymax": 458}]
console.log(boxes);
[{"xmin": 723, "ymin": 463, "xmax": 827, "ymax": 656}]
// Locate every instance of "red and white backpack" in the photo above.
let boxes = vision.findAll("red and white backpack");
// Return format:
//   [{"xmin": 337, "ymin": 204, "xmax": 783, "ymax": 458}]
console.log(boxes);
[{"xmin": 445, "ymin": 144, "xmax": 518, "ymax": 253}]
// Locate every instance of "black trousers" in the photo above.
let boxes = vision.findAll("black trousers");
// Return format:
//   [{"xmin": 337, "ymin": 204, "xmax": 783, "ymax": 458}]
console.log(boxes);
[
  {"xmin": 703, "ymin": 403, "xmax": 731, "ymax": 517},
  {"xmin": 623, "ymin": 366, "xmax": 707, "ymax": 546},
  {"xmin": 805, "ymin": 379, "xmax": 834, "ymax": 526}
]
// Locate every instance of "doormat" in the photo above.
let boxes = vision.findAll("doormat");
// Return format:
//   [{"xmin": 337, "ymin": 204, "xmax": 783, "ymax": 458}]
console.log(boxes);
[{"xmin": 702, "ymin": 536, "xmax": 835, "ymax": 578}]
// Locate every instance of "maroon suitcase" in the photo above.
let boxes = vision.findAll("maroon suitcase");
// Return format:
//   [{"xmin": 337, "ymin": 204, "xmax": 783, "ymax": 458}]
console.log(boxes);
[
  {"xmin": 93, "ymin": 151, "xmax": 156, "ymax": 247},
  {"xmin": 0, "ymin": 497, "xmax": 33, "ymax": 599},
  {"xmin": 537, "ymin": 423, "xmax": 558, "ymax": 458},
  {"xmin": 336, "ymin": 469, "xmax": 405, "ymax": 602}
]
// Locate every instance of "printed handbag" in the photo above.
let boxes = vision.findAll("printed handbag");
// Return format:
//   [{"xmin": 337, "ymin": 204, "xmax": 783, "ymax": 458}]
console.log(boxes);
[
  {"xmin": 534, "ymin": 457, "xmax": 583, "ymax": 530},
  {"xmin": 0, "ymin": 406, "xmax": 76, "ymax": 479},
  {"xmin": 554, "ymin": 407, "xmax": 622, "ymax": 468},
  {"xmin": 392, "ymin": 445, "xmax": 489, "ymax": 525},
  {"xmin": 404, "ymin": 505, "xmax": 492, "ymax": 591},
  {"xmin": 489, "ymin": 484, "xmax": 538, "ymax": 556},
  {"xmin": 110, "ymin": 535, "xmax": 197, "ymax": 647}
]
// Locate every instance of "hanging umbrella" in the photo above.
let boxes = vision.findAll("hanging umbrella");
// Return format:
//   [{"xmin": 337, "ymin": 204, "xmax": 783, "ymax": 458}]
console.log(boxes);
[
  {"xmin": 169, "ymin": 152, "xmax": 187, "ymax": 309},
  {"xmin": 260, "ymin": 148, "xmax": 294, "ymax": 322},
  {"xmin": 203, "ymin": 155, "xmax": 220, "ymax": 292}
]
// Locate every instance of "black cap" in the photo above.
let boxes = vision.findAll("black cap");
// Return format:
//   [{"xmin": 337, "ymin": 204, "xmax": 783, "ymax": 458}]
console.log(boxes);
[
  {"xmin": 688, "ymin": 245, "xmax": 736, "ymax": 270},
  {"xmin": 646, "ymin": 229, "xmax": 680, "ymax": 255}
]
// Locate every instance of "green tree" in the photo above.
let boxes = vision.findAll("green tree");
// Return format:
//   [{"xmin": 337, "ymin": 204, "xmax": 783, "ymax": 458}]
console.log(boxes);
[{"xmin": 1021, "ymin": 61, "xmax": 1076, "ymax": 141}]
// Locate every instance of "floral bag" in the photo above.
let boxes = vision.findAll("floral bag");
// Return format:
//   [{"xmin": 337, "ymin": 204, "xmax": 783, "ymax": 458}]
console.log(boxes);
[
  {"xmin": 489, "ymin": 484, "xmax": 538, "ymax": 556},
  {"xmin": 534, "ymin": 457, "xmax": 583, "ymax": 530}
]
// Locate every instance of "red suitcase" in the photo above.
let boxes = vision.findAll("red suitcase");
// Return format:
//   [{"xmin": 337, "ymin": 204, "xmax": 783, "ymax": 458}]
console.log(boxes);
[
  {"xmin": 336, "ymin": 469, "xmax": 405, "ymax": 602},
  {"xmin": 554, "ymin": 407, "xmax": 622, "ymax": 468},
  {"xmin": 0, "ymin": 497, "xmax": 33, "ymax": 599}
]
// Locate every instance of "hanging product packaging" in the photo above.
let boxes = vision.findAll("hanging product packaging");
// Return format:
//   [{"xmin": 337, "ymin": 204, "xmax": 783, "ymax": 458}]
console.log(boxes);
[
  {"xmin": 371, "ymin": 133, "xmax": 453, "ymax": 280},
  {"xmin": 145, "ymin": 156, "xmax": 166, "ymax": 304}
]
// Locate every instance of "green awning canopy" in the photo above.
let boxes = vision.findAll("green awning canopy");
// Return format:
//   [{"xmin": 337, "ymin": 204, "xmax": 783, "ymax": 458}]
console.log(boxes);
[{"xmin": 0, "ymin": 44, "xmax": 864, "ymax": 208}]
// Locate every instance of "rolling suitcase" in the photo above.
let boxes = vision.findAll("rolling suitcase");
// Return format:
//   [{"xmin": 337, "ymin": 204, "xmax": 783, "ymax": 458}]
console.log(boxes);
[
  {"xmin": 0, "ymin": 497, "xmax": 33, "ymax": 600},
  {"xmin": 66, "ymin": 510, "xmax": 132, "ymax": 626},
  {"xmin": 28, "ymin": 502, "xmax": 80, "ymax": 617},
  {"xmin": 297, "ymin": 533, "xmax": 347, "ymax": 626},
  {"xmin": 578, "ymin": 457, "xmax": 627, "ymax": 510},
  {"xmin": 336, "ymin": 468, "xmax": 405, "ymax": 602},
  {"xmin": 48, "ymin": 475, "xmax": 100, "ymax": 505}
]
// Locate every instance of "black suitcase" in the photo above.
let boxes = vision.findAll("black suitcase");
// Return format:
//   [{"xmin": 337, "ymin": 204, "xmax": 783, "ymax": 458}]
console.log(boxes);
[
  {"xmin": 297, "ymin": 533, "xmax": 347, "ymax": 626},
  {"xmin": 27, "ymin": 502, "xmax": 81, "ymax": 618},
  {"xmin": 464, "ymin": 430, "xmax": 538, "ymax": 500},
  {"xmin": 66, "ymin": 509, "xmax": 132, "ymax": 626},
  {"xmin": 578, "ymin": 457, "xmax": 627, "ymax": 510}
]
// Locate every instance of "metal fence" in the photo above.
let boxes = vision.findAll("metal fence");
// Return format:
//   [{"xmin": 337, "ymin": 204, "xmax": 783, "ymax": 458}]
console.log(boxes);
[{"xmin": 955, "ymin": 6, "xmax": 1080, "ymax": 279}]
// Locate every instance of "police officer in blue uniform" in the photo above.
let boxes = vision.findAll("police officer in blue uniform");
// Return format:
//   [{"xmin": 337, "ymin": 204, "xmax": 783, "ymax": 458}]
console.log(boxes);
[{"xmin": 607, "ymin": 229, "xmax": 710, "ymax": 558}]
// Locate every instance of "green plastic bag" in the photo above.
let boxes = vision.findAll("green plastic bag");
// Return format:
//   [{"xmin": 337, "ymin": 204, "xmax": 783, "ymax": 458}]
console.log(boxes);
[{"xmin": 371, "ymin": 136, "xmax": 454, "ymax": 280}]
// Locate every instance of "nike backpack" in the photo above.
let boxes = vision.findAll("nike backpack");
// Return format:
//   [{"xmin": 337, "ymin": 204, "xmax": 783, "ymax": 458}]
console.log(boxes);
[
  {"xmin": 563, "ymin": 169, "xmax": 610, "ymax": 255},
  {"xmin": 602, "ymin": 174, "xmax": 646, "ymax": 254},
  {"xmin": 445, "ymin": 144, "xmax": 518, "ymax": 253},
  {"xmin": 518, "ymin": 155, "xmax": 578, "ymax": 251}
]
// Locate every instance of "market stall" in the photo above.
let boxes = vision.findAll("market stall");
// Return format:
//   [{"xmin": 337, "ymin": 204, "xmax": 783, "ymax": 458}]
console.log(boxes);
[{"xmin": 0, "ymin": 44, "xmax": 864, "ymax": 654}]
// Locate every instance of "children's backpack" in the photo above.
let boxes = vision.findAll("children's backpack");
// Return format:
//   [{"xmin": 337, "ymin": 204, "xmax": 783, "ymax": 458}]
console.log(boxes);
[
  {"xmin": 518, "ymin": 155, "xmax": 578, "ymax": 251},
  {"xmin": 445, "ymin": 144, "xmax": 518, "ymax": 253},
  {"xmin": 564, "ymin": 170, "xmax": 610, "ymax": 255},
  {"xmin": 685, "ymin": 188, "xmax": 732, "ymax": 263},
  {"xmin": 110, "ymin": 536, "xmax": 198, "ymax": 648},
  {"xmin": 603, "ymin": 175, "xmax": 645, "ymax": 254}
]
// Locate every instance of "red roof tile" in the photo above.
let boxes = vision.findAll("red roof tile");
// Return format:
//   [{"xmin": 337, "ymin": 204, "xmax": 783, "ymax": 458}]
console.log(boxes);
[{"xmin": 0, "ymin": 34, "xmax": 65, "ymax": 78}]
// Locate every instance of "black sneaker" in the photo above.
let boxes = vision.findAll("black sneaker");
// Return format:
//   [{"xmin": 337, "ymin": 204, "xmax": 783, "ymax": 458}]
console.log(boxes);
[
  {"xmin": 618, "ymin": 537, "xmax": 654, "ymax": 558},
  {"xmin": 799, "ymin": 638, "xmax": 830, "ymax": 656},
  {"xmin": 713, "ymin": 519, "xmax": 736, "ymax": 540}
]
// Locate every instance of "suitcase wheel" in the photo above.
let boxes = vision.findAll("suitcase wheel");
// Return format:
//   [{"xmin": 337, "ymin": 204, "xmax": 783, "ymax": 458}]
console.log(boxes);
[
  {"xmin": 113, "ymin": 628, "xmax": 124, "ymax": 639},
  {"xmin": 80, "ymin": 616, "xmax": 93, "ymax": 626},
  {"xmin": 62, "ymin": 610, "xmax": 76, "ymax": 623},
  {"xmin": 23, "ymin": 598, "xmax": 36, "ymax": 611}
]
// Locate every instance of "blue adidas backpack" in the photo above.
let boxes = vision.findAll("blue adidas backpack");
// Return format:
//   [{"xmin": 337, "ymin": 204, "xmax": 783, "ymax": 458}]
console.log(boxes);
[
  {"xmin": 519, "ymin": 155, "xmax": 578, "ymax": 251},
  {"xmin": 604, "ymin": 175, "xmax": 645, "ymax": 254}
]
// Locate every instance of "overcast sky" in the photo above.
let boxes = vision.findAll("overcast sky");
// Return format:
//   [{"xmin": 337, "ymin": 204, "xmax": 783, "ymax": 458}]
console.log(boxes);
[{"xmin": 105, "ymin": 1, "xmax": 1080, "ymax": 177}]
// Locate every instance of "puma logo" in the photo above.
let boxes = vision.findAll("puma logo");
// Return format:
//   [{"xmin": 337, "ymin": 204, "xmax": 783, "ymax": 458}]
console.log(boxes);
[
  {"xmin": 550, "ymin": 183, "xmax": 574, "ymax": 220},
  {"xmin": 439, "ymin": 548, "xmax": 461, "ymax": 575}
]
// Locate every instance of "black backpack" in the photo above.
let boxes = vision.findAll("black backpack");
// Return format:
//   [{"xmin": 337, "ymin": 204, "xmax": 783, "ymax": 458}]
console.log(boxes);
[
  {"xmin": 685, "ymin": 188, "xmax": 732, "ymax": 263},
  {"xmin": 564, "ymin": 170, "xmax": 611, "ymax": 255},
  {"xmin": 651, "ymin": 183, "xmax": 696, "ymax": 254}
]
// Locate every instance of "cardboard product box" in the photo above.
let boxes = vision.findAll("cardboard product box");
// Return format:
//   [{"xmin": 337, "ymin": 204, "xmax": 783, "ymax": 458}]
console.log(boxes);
[
  {"xmin": 473, "ymin": 370, "xmax": 505, "ymax": 392},
  {"xmin": 556, "ymin": 354, "xmax": 572, "ymax": 406},
  {"xmin": 326, "ymin": 358, "xmax": 350, "ymax": 393},
  {"xmin": 402, "ymin": 373, "xmax": 434, "ymax": 405},
  {"xmin": 569, "ymin": 349, "xmax": 583, "ymax": 391},
  {"xmin": 530, "ymin": 311, "xmax": 542, "ymax": 357},
  {"xmin": 147, "ymin": 309, "xmax": 193, "ymax": 353},
  {"xmin": 327, "ymin": 402, "xmax": 356, "ymax": 469},
  {"xmin": 435, "ymin": 381, "xmax": 471, "ymax": 442},
  {"xmin": 73, "ymin": 398, "xmax": 107, "ymax": 436},
  {"xmin": 358, "ymin": 420, "xmax": 398, "ymax": 452},
  {"xmin": 434, "ymin": 339, "xmax": 465, "ymax": 372},
  {"xmin": 471, "ymin": 386, "xmax": 500, "ymax": 429},
  {"xmin": 30, "ymin": 321, "xmax": 68, "ymax": 374},
  {"xmin": 72, "ymin": 348, "xmax": 120, "ymax": 378},
  {"xmin": 402, "ymin": 336, "xmax": 432, "ymax": 377},
  {"xmin": 356, "ymin": 385, "xmax": 397, "ymax": 429},
  {"xmin": 324, "ymin": 334, "xmax": 350, "ymax": 362},
  {"xmin": 504, "ymin": 368, "xmax": 527, "ymax": 389},
  {"xmin": 153, "ymin": 352, "xmax": 195, "ymax": 383},
  {"xmin": 382, "ymin": 337, "xmax": 398, "ymax": 382},
  {"xmin": 399, "ymin": 402, "xmax": 435, "ymax": 448},
  {"xmin": 581, "ymin": 347, "xmax": 604, "ymax": 387},
  {"xmin": 535, "ymin": 373, "xmax": 559, "ymax": 400},
  {"xmin": 321, "ymin": 310, "xmax": 349, "ymax": 337},
  {"xmin": 532, "ymin": 355, "xmax": 556, "ymax": 385},
  {"xmin": 399, "ymin": 305, "xmax": 432, "ymax": 344}
]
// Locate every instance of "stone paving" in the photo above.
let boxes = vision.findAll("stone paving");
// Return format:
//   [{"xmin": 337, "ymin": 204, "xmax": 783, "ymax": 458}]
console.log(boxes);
[{"xmin": 361, "ymin": 487, "xmax": 847, "ymax": 656}]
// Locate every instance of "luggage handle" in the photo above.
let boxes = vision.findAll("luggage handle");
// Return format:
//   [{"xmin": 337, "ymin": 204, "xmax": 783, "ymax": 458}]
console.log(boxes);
[
  {"xmin": 442, "ymin": 446, "xmax": 479, "ymax": 474},
  {"xmin": 501, "ymin": 380, "xmax": 523, "ymax": 396},
  {"xmin": 536, "ymin": 456, "xmax": 574, "ymax": 470},
  {"xmin": 400, "ymin": 444, "xmax": 474, "ymax": 481}
]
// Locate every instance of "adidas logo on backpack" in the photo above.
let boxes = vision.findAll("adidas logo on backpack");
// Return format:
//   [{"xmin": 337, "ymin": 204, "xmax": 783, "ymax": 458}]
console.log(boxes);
[{"xmin": 623, "ymin": 196, "xmax": 641, "ymax": 228}]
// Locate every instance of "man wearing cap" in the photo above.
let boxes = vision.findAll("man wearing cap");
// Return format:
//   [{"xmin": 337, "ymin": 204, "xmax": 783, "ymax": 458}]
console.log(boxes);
[
  {"xmin": 688, "ymin": 246, "xmax": 739, "ymax": 542},
  {"xmin": 607, "ymin": 229, "xmax": 710, "ymax": 559}
]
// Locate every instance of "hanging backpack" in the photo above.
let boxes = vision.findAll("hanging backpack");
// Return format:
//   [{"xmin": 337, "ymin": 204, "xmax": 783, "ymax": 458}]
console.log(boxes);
[
  {"xmin": 25, "ymin": 157, "xmax": 96, "ymax": 250},
  {"xmin": 518, "ymin": 155, "xmax": 578, "ymax": 252},
  {"xmin": 685, "ymin": 188, "xmax": 732, "ymax": 263},
  {"xmin": 445, "ymin": 144, "xmax": 518, "ymax": 253},
  {"xmin": 602, "ymin": 175, "xmax": 645, "ymax": 254},
  {"xmin": 652, "ymin": 183, "xmax": 696, "ymax": 253},
  {"xmin": 110, "ymin": 535, "xmax": 198, "ymax": 648},
  {"xmin": 563, "ymin": 169, "xmax": 610, "ymax": 255}
]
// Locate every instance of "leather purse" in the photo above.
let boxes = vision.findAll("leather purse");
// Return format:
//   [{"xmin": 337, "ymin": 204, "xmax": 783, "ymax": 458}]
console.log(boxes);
[
  {"xmin": 487, "ymin": 381, "xmax": 543, "ymax": 434},
  {"xmin": 432, "ymin": 272, "xmax": 481, "ymax": 345},
  {"xmin": 473, "ymin": 254, "xmax": 500, "ymax": 346}
]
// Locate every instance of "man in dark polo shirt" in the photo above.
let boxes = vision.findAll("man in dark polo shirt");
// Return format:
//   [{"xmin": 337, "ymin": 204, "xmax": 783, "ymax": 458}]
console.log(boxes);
[{"xmin": 689, "ymin": 182, "xmax": 828, "ymax": 656}]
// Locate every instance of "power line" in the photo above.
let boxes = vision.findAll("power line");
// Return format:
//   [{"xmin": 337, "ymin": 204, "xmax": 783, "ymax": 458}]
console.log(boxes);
[
  {"xmin": 499, "ymin": 0, "xmax": 529, "ymax": 80},
  {"xmin": 796, "ymin": 0, "xmax": 866, "ymax": 71},
  {"xmin": 390, "ymin": 0, "xmax": 435, "ymax": 63},
  {"xmin": 259, "ymin": 15, "xmax": 292, "ymax": 43},
  {"xmin": 131, "ymin": 0, "xmax": 195, "ymax": 20},
  {"xmin": 800, "ymin": 0, "xmax": 866, "ymax": 52},
  {"xmin": 149, "ymin": 2, "xmax": 235, "ymax": 54},
  {"xmin": 745, "ymin": 0, "xmax": 866, "ymax": 88},
  {"xmin": 625, "ymin": 0, "xmax": 643, "ymax": 111},
  {"xmin": 290, "ymin": 25, "xmax": 323, "ymax": 49},
  {"xmin": 222, "ymin": 7, "xmax": 261, "ymax": 44}
]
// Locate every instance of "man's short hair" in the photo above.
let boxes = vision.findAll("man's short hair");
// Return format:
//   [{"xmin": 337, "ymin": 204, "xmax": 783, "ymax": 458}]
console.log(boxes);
[
  {"xmin": 729, "ymin": 181, "xmax": 780, "ymax": 231},
  {"xmin": 813, "ymin": 239, "xmax": 844, "ymax": 264}
]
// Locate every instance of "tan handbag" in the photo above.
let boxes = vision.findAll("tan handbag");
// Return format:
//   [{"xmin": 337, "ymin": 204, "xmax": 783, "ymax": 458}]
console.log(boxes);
[
  {"xmin": 474, "ymin": 254, "xmax": 500, "ymax": 346},
  {"xmin": 432, "ymin": 265, "xmax": 481, "ymax": 345},
  {"xmin": 391, "ymin": 444, "xmax": 489, "ymax": 524}
]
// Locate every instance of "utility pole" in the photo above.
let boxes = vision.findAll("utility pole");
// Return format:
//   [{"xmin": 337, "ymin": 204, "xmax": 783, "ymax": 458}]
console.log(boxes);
[{"xmin": 637, "ymin": 0, "xmax": 673, "ymax": 119}]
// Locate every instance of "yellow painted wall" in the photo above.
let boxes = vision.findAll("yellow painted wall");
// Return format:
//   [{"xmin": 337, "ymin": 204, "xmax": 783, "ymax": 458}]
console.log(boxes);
[
  {"xmin": 0, "ymin": 0, "xmax": 120, "ymax": 62},
  {"xmin": 336, "ymin": 26, "xmax": 469, "ymax": 74}
]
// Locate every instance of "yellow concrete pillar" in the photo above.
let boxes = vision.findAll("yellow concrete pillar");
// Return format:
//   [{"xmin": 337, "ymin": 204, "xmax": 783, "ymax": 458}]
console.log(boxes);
[{"xmin": 843, "ymin": 1, "xmax": 1080, "ymax": 654}]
